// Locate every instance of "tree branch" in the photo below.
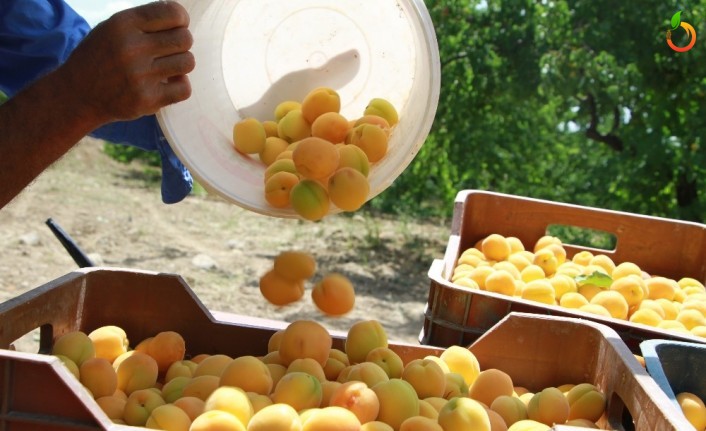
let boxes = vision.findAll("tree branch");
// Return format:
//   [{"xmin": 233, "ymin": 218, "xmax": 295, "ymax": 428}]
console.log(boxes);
[{"xmin": 584, "ymin": 93, "xmax": 624, "ymax": 152}]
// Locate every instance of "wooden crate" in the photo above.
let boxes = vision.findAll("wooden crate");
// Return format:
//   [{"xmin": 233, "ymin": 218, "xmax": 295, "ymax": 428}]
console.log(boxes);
[
  {"xmin": 421, "ymin": 190, "xmax": 706, "ymax": 352},
  {"xmin": 0, "ymin": 268, "xmax": 693, "ymax": 430}
]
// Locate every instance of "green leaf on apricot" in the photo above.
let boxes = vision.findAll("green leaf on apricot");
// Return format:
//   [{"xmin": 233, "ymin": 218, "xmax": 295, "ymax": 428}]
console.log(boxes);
[{"xmin": 574, "ymin": 271, "xmax": 613, "ymax": 288}]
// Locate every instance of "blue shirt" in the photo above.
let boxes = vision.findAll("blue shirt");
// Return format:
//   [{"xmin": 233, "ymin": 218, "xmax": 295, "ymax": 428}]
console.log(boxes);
[{"xmin": 0, "ymin": 0, "xmax": 193, "ymax": 203}]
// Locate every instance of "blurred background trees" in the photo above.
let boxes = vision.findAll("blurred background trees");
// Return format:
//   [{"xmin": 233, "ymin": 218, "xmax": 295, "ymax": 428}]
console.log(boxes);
[{"xmin": 372, "ymin": 0, "xmax": 706, "ymax": 222}]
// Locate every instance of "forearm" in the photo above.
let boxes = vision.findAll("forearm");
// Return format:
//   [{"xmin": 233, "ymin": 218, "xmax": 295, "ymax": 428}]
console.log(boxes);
[{"xmin": 0, "ymin": 68, "xmax": 104, "ymax": 209}]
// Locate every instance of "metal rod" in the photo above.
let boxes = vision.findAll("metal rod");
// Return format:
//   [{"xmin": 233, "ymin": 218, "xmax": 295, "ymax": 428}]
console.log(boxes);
[{"xmin": 45, "ymin": 218, "xmax": 95, "ymax": 268}]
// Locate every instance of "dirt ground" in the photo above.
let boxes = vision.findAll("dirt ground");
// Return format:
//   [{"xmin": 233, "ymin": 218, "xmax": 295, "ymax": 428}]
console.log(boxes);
[{"xmin": 0, "ymin": 138, "xmax": 451, "ymax": 349}]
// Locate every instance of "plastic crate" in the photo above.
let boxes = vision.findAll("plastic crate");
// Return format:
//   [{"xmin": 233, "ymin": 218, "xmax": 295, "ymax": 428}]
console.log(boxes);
[
  {"xmin": 420, "ymin": 189, "xmax": 706, "ymax": 353},
  {"xmin": 640, "ymin": 339, "xmax": 706, "ymax": 412},
  {"xmin": 0, "ymin": 268, "xmax": 692, "ymax": 430}
]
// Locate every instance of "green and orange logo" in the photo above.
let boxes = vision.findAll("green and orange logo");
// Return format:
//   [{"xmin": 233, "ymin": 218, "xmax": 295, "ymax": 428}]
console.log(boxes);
[{"xmin": 667, "ymin": 10, "xmax": 697, "ymax": 52}]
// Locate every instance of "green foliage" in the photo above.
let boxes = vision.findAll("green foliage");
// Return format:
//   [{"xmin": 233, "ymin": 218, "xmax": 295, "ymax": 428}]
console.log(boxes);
[
  {"xmin": 376, "ymin": 0, "xmax": 706, "ymax": 222},
  {"xmin": 103, "ymin": 143, "xmax": 161, "ymax": 167}
]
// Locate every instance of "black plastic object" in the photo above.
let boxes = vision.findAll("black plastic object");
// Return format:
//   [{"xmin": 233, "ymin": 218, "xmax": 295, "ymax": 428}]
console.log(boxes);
[{"xmin": 45, "ymin": 218, "xmax": 94, "ymax": 268}]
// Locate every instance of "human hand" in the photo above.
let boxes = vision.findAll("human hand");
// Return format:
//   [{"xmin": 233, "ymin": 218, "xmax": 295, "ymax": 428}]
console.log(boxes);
[{"xmin": 56, "ymin": 1, "xmax": 195, "ymax": 125}]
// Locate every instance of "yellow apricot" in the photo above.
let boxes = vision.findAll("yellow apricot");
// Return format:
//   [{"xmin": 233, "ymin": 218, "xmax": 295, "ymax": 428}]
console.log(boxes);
[
  {"xmin": 312, "ymin": 273, "xmax": 356, "ymax": 316},
  {"xmin": 612, "ymin": 261, "xmax": 642, "ymax": 280},
  {"xmin": 590, "ymin": 290, "xmax": 629, "ymax": 320},
  {"xmin": 262, "ymin": 120, "xmax": 279, "ymax": 138},
  {"xmin": 579, "ymin": 303, "xmax": 612, "ymax": 318},
  {"xmin": 354, "ymin": 115, "xmax": 391, "ymax": 136},
  {"xmin": 533, "ymin": 248, "xmax": 558, "ymax": 277},
  {"xmin": 610, "ymin": 276, "xmax": 645, "ymax": 307},
  {"xmin": 347, "ymin": 124, "xmax": 388, "ymax": 163},
  {"xmin": 520, "ymin": 265, "xmax": 545, "ymax": 284},
  {"xmin": 647, "ymin": 277, "xmax": 678, "ymax": 301},
  {"xmin": 172, "ymin": 396, "xmax": 205, "ymax": 422},
  {"xmin": 312, "ymin": 111, "xmax": 350, "ymax": 144},
  {"xmin": 328, "ymin": 167, "xmax": 370, "ymax": 212},
  {"xmin": 264, "ymin": 171, "xmax": 299, "ymax": 208},
  {"xmin": 629, "ymin": 308, "xmax": 663, "ymax": 327},
  {"xmin": 278, "ymin": 109, "xmax": 312, "ymax": 143},
  {"xmin": 116, "ymin": 352, "xmax": 159, "ymax": 395},
  {"xmin": 80, "ymin": 357, "xmax": 118, "ymax": 399},
  {"xmin": 437, "ymin": 397, "xmax": 490, "ymax": 431},
  {"xmin": 364, "ymin": 98, "xmax": 399, "ymax": 126},
  {"xmin": 373, "ymin": 379, "xmax": 420, "ymax": 430},
  {"xmin": 273, "ymin": 371, "xmax": 323, "ymax": 411},
  {"xmin": 293, "ymin": 137, "xmax": 340, "ymax": 180},
  {"xmin": 290, "ymin": 180, "xmax": 330, "ymax": 221},
  {"xmin": 123, "ymin": 388, "xmax": 166, "ymax": 427},
  {"xmin": 302, "ymin": 87, "xmax": 341, "ymax": 124},
  {"xmin": 96, "ymin": 395, "xmax": 126, "ymax": 420},
  {"xmin": 677, "ymin": 392, "xmax": 706, "ymax": 431},
  {"xmin": 274, "ymin": 100, "xmax": 302, "ymax": 121},
  {"xmin": 192, "ymin": 354, "xmax": 232, "ymax": 378},
  {"xmin": 264, "ymin": 158, "xmax": 297, "ymax": 183},
  {"xmin": 440, "ymin": 345, "xmax": 481, "ymax": 386},
  {"xmin": 161, "ymin": 376, "xmax": 190, "ymax": 403},
  {"xmin": 88, "ymin": 326, "xmax": 129, "ymax": 363},
  {"xmin": 560, "ymin": 292, "xmax": 589, "ymax": 309},
  {"xmin": 190, "ymin": 410, "xmax": 246, "ymax": 431},
  {"xmin": 550, "ymin": 274, "xmax": 578, "ymax": 300},
  {"xmin": 527, "ymin": 387, "xmax": 569, "ymax": 426},
  {"xmin": 52, "ymin": 331, "xmax": 95, "ymax": 367},
  {"xmin": 287, "ymin": 358, "xmax": 327, "ymax": 383},
  {"xmin": 572, "ymin": 251, "xmax": 594, "ymax": 266},
  {"xmin": 220, "ymin": 355, "xmax": 273, "ymax": 395},
  {"xmin": 468, "ymin": 368, "xmax": 515, "ymax": 407},
  {"xmin": 443, "ymin": 372, "xmax": 469, "ymax": 399},
  {"xmin": 279, "ymin": 320, "xmax": 332, "ymax": 367},
  {"xmin": 402, "ymin": 358, "xmax": 446, "ymax": 399},
  {"xmin": 233, "ymin": 118, "xmax": 266, "ymax": 154},
  {"xmin": 399, "ymin": 415, "xmax": 443, "ymax": 431},
  {"xmin": 490, "ymin": 395, "xmax": 528, "ymax": 426},
  {"xmin": 203, "ymin": 386, "xmax": 253, "ymax": 427},
  {"xmin": 533, "ymin": 235, "xmax": 561, "ymax": 252},
  {"xmin": 521, "ymin": 280, "xmax": 556, "ymax": 305},
  {"xmin": 345, "ymin": 320, "xmax": 388, "ymax": 365},
  {"xmin": 247, "ymin": 403, "xmax": 301, "ymax": 431},
  {"xmin": 259, "ymin": 269, "xmax": 305, "ymax": 306},
  {"xmin": 329, "ymin": 380, "xmax": 380, "ymax": 424},
  {"xmin": 482, "ymin": 234, "xmax": 512, "ymax": 262},
  {"xmin": 259, "ymin": 136, "xmax": 290, "ymax": 166},
  {"xmin": 337, "ymin": 144, "xmax": 370, "ymax": 177},
  {"xmin": 145, "ymin": 404, "xmax": 192, "ymax": 431},
  {"xmin": 566, "ymin": 383, "xmax": 605, "ymax": 422}
]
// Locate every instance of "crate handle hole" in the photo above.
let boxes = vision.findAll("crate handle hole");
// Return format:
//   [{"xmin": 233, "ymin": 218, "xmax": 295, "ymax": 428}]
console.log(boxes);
[
  {"xmin": 606, "ymin": 390, "xmax": 635, "ymax": 431},
  {"xmin": 546, "ymin": 224, "xmax": 617, "ymax": 251},
  {"xmin": 8, "ymin": 324, "xmax": 53, "ymax": 354}
]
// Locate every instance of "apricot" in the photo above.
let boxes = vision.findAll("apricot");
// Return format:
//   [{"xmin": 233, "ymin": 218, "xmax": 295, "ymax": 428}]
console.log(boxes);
[
  {"xmin": 340, "ymin": 363, "xmax": 386, "ymax": 387},
  {"xmin": 287, "ymin": 358, "xmax": 327, "ymax": 383},
  {"xmin": 96, "ymin": 395, "xmax": 126, "ymax": 420},
  {"xmin": 329, "ymin": 380, "xmax": 380, "ymax": 424},
  {"xmin": 123, "ymin": 388, "xmax": 166, "ymax": 427},
  {"xmin": 566, "ymin": 383, "xmax": 606, "ymax": 422},
  {"xmin": 677, "ymin": 392, "xmax": 706, "ymax": 431},
  {"xmin": 247, "ymin": 392, "xmax": 273, "ymax": 413},
  {"xmin": 88, "ymin": 325, "xmax": 129, "ymax": 363},
  {"xmin": 610, "ymin": 276, "xmax": 645, "ymax": 307},
  {"xmin": 337, "ymin": 144, "xmax": 370, "ymax": 177},
  {"xmin": 273, "ymin": 250, "xmax": 317, "ymax": 281},
  {"xmin": 272, "ymin": 371, "xmax": 323, "ymax": 411},
  {"xmin": 260, "ymin": 136, "xmax": 290, "ymax": 166},
  {"xmin": 549, "ymin": 274, "xmax": 577, "ymax": 300},
  {"xmin": 469, "ymin": 368, "xmax": 515, "ymax": 407},
  {"xmin": 440, "ymin": 345, "xmax": 481, "ymax": 386},
  {"xmin": 116, "ymin": 351, "xmax": 159, "ymax": 395},
  {"xmin": 437, "ymin": 397, "xmax": 490, "ymax": 431},
  {"xmin": 485, "ymin": 270, "xmax": 517, "ymax": 296},
  {"xmin": 347, "ymin": 124, "xmax": 388, "ymax": 163},
  {"xmin": 527, "ymin": 387, "xmax": 569, "ymax": 426},
  {"xmin": 372, "ymin": 378, "xmax": 420, "ymax": 430},
  {"xmin": 52, "ymin": 331, "xmax": 95, "ymax": 367},
  {"xmin": 290, "ymin": 180, "xmax": 330, "ymax": 221},
  {"xmin": 146, "ymin": 331, "xmax": 186, "ymax": 373},
  {"xmin": 276, "ymin": 150, "xmax": 294, "ymax": 161},
  {"xmin": 274, "ymin": 100, "xmax": 302, "ymax": 122},
  {"xmin": 292, "ymin": 137, "xmax": 340, "ymax": 180},
  {"xmin": 264, "ymin": 158, "xmax": 297, "ymax": 183},
  {"xmin": 220, "ymin": 355, "xmax": 273, "ymax": 395},
  {"xmin": 259, "ymin": 269, "xmax": 305, "ymax": 306},
  {"xmin": 481, "ymin": 234, "xmax": 511, "ymax": 262},
  {"xmin": 204, "ymin": 386, "xmax": 253, "ymax": 427},
  {"xmin": 302, "ymin": 87, "xmax": 341, "ymax": 124},
  {"xmin": 172, "ymin": 396, "xmax": 206, "ymax": 422},
  {"xmin": 533, "ymin": 249, "xmax": 558, "ymax": 277},
  {"xmin": 247, "ymin": 403, "xmax": 302, "ymax": 431},
  {"xmin": 321, "ymin": 380, "xmax": 343, "ymax": 407},
  {"xmin": 402, "ymin": 358, "xmax": 446, "ymax": 399},
  {"xmin": 506, "ymin": 419, "xmax": 551, "ymax": 430},
  {"xmin": 323, "ymin": 357, "xmax": 347, "ymax": 381},
  {"xmin": 362, "ymin": 421, "xmax": 395, "ymax": 431},
  {"xmin": 55, "ymin": 354, "xmax": 80, "ymax": 379},
  {"xmin": 521, "ymin": 280, "xmax": 556, "ymax": 305},
  {"xmin": 268, "ymin": 330, "xmax": 285, "ymax": 352},
  {"xmin": 418, "ymin": 400, "xmax": 440, "ymax": 420},
  {"xmin": 364, "ymin": 98, "xmax": 398, "ymax": 126},
  {"xmin": 345, "ymin": 320, "xmax": 388, "ymax": 364},
  {"xmin": 145, "ymin": 404, "xmax": 192, "ymax": 431},
  {"xmin": 328, "ymin": 167, "xmax": 370, "ymax": 212},
  {"xmin": 161, "ymin": 376, "xmax": 191, "ymax": 403},
  {"xmin": 490, "ymin": 395, "xmax": 528, "ymax": 426},
  {"xmin": 590, "ymin": 290, "xmax": 629, "ymax": 320},
  {"xmin": 193, "ymin": 354, "xmax": 233, "ymax": 378},
  {"xmin": 181, "ymin": 375, "xmax": 220, "ymax": 401},
  {"xmin": 190, "ymin": 410, "xmax": 246, "ymax": 431},
  {"xmin": 262, "ymin": 120, "xmax": 279, "ymax": 138},
  {"xmin": 354, "ymin": 114, "xmax": 391, "ymax": 136},
  {"xmin": 520, "ymin": 265, "xmax": 546, "ymax": 284},
  {"xmin": 400, "ymin": 416, "xmax": 443, "ymax": 431},
  {"xmin": 264, "ymin": 171, "xmax": 299, "ymax": 208},
  {"xmin": 579, "ymin": 303, "xmax": 612, "ymax": 318},
  {"xmin": 278, "ymin": 320, "xmax": 332, "ymax": 367},
  {"xmin": 366, "ymin": 347, "xmax": 404, "ymax": 379},
  {"xmin": 443, "ymin": 372, "xmax": 469, "ymax": 399},
  {"xmin": 311, "ymin": 112, "xmax": 350, "ymax": 144},
  {"xmin": 165, "ymin": 360, "xmax": 197, "ymax": 382},
  {"xmin": 80, "ymin": 357, "xmax": 118, "ymax": 399},
  {"xmin": 267, "ymin": 363, "xmax": 287, "ymax": 388},
  {"xmin": 278, "ymin": 109, "xmax": 312, "ymax": 143},
  {"xmin": 612, "ymin": 261, "xmax": 642, "ymax": 280},
  {"xmin": 312, "ymin": 272, "xmax": 356, "ymax": 316},
  {"xmin": 233, "ymin": 118, "xmax": 266, "ymax": 154},
  {"xmin": 647, "ymin": 277, "xmax": 678, "ymax": 301}
]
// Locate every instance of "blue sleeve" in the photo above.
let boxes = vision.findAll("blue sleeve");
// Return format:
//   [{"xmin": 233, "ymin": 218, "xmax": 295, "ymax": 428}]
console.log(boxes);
[{"xmin": 0, "ymin": 0, "xmax": 193, "ymax": 204}]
